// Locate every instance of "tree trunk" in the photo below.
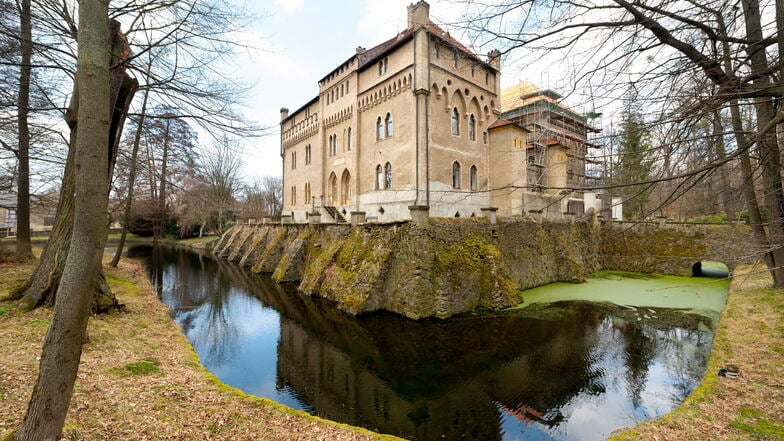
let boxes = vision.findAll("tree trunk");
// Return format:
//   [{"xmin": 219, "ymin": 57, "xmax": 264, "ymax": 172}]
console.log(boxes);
[
  {"xmin": 14, "ymin": 0, "xmax": 33, "ymax": 260},
  {"xmin": 742, "ymin": 0, "xmax": 784, "ymax": 287},
  {"xmin": 111, "ymin": 87, "xmax": 150, "ymax": 268},
  {"xmin": 13, "ymin": 2, "xmax": 111, "ymax": 439},
  {"xmin": 716, "ymin": 11, "xmax": 775, "ymax": 280},
  {"xmin": 155, "ymin": 119, "xmax": 171, "ymax": 241},
  {"xmin": 10, "ymin": 19, "xmax": 137, "ymax": 312},
  {"xmin": 711, "ymin": 112, "xmax": 735, "ymax": 222}
]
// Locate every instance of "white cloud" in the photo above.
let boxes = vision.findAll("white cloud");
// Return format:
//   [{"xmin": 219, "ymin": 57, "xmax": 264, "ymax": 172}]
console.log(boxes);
[
  {"xmin": 274, "ymin": 0, "xmax": 304, "ymax": 14},
  {"xmin": 357, "ymin": 0, "xmax": 409, "ymax": 42}
]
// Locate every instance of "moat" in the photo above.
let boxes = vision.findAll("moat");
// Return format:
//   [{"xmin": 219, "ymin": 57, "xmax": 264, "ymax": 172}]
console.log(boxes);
[{"xmin": 129, "ymin": 244, "xmax": 729, "ymax": 441}]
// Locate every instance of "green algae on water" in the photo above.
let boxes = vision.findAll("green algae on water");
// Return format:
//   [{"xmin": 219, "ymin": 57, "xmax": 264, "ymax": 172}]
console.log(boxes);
[{"xmin": 509, "ymin": 271, "xmax": 729, "ymax": 324}]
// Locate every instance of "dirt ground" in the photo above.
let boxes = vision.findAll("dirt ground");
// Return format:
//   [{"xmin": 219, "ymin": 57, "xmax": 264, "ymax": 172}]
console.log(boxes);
[{"xmin": 0, "ymin": 257, "xmax": 398, "ymax": 441}]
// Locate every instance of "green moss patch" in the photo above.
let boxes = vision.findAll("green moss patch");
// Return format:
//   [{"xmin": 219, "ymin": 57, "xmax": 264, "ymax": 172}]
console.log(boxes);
[
  {"xmin": 110, "ymin": 358, "xmax": 161, "ymax": 376},
  {"xmin": 730, "ymin": 406, "xmax": 784, "ymax": 439}
]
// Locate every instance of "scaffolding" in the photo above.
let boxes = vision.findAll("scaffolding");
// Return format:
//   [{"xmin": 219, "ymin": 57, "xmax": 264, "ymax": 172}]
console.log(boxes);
[{"xmin": 502, "ymin": 99, "xmax": 599, "ymax": 192}]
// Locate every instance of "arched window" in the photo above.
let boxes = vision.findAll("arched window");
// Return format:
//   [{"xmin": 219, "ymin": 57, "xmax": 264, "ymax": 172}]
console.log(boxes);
[
  {"xmin": 341, "ymin": 170, "xmax": 351, "ymax": 205},
  {"xmin": 376, "ymin": 117, "xmax": 383, "ymax": 140},
  {"xmin": 452, "ymin": 161, "xmax": 461, "ymax": 189},
  {"xmin": 304, "ymin": 182, "xmax": 311, "ymax": 204},
  {"xmin": 291, "ymin": 185, "xmax": 297, "ymax": 206},
  {"xmin": 451, "ymin": 108, "xmax": 460, "ymax": 136},
  {"xmin": 470, "ymin": 165, "xmax": 477, "ymax": 191},
  {"xmin": 375, "ymin": 165, "xmax": 383, "ymax": 190},
  {"xmin": 469, "ymin": 114, "xmax": 476, "ymax": 141},
  {"xmin": 385, "ymin": 113, "xmax": 393, "ymax": 137},
  {"xmin": 384, "ymin": 162, "xmax": 392, "ymax": 189},
  {"xmin": 347, "ymin": 127, "xmax": 352, "ymax": 151},
  {"xmin": 305, "ymin": 144, "xmax": 311, "ymax": 165}
]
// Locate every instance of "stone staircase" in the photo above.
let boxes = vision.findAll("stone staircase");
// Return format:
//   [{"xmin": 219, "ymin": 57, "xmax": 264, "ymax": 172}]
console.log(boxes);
[{"xmin": 322, "ymin": 206, "xmax": 347, "ymax": 223}]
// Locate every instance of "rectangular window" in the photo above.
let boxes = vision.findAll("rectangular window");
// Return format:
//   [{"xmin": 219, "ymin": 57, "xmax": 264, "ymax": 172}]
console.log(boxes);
[{"xmin": 291, "ymin": 151, "xmax": 296, "ymax": 169}]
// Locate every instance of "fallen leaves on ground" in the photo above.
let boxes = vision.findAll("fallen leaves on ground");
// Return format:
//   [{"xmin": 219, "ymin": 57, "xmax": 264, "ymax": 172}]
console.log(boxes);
[{"xmin": 0, "ymin": 258, "xmax": 397, "ymax": 440}]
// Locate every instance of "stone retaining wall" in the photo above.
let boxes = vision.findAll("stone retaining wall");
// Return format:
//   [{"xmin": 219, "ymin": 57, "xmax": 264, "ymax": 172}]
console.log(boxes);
[
  {"xmin": 213, "ymin": 219, "xmax": 756, "ymax": 318},
  {"xmin": 213, "ymin": 219, "xmax": 600, "ymax": 319},
  {"xmin": 600, "ymin": 221, "xmax": 758, "ymax": 275}
]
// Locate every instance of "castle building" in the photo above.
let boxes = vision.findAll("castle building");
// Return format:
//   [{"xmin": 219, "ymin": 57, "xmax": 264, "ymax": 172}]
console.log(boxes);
[{"xmin": 280, "ymin": 1, "xmax": 596, "ymax": 223}]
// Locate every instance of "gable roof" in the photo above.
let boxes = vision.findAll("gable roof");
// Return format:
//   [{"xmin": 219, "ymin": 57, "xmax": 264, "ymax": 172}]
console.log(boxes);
[{"xmin": 357, "ymin": 21, "xmax": 493, "ymax": 73}]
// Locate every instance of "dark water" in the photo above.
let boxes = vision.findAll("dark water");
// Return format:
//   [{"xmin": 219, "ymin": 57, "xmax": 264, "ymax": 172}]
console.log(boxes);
[{"xmin": 129, "ymin": 245, "xmax": 717, "ymax": 441}]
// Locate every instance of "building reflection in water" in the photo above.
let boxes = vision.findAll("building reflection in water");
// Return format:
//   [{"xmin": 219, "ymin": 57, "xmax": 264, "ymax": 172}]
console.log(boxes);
[{"xmin": 130, "ymin": 245, "xmax": 713, "ymax": 441}]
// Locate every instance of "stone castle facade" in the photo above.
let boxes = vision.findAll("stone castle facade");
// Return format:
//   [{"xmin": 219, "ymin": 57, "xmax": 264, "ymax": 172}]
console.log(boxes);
[{"xmin": 280, "ymin": 1, "xmax": 596, "ymax": 223}]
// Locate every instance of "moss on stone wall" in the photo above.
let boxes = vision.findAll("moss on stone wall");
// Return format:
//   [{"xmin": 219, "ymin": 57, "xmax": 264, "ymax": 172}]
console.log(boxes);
[{"xmin": 600, "ymin": 222, "xmax": 756, "ymax": 276}]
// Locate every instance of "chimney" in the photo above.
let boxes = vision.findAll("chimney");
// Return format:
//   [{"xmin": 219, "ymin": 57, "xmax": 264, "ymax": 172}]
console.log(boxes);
[
  {"xmin": 407, "ymin": 1, "xmax": 430, "ymax": 29},
  {"xmin": 280, "ymin": 107, "xmax": 289, "ymax": 122},
  {"xmin": 356, "ymin": 46, "xmax": 366, "ymax": 54},
  {"xmin": 487, "ymin": 49, "xmax": 501, "ymax": 70}
]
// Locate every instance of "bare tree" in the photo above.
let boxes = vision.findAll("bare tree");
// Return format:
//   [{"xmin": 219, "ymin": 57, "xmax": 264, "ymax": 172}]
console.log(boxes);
[
  {"xmin": 176, "ymin": 137, "xmax": 243, "ymax": 236},
  {"xmin": 457, "ymin": 0, "xmax": 784, "ymax": 285}
]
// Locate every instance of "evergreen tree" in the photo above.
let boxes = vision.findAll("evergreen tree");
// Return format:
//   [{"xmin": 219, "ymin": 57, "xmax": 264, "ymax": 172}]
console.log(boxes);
[{"xmin": 614, "ymin": 103, "xmax": 652, "ymax": 219}]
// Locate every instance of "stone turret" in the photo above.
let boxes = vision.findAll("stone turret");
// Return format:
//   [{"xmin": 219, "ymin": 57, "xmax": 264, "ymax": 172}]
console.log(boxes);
[
  {"xmin": 487, "ymin": 49, "xmax": 501, "ymax": 70},
  {"xmin": 280, "ymin": 107, "xmax": 289, "ymax": 122},
  {"xmin": 407, "ymin": 1, "xmax": 430, "ymax": 29}
]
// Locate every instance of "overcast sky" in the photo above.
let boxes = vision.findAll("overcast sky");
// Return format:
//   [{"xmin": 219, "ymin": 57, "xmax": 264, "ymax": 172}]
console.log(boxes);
[{"xmin": 231, "ymin": 0, "xmax": 580, "ymax": 181}]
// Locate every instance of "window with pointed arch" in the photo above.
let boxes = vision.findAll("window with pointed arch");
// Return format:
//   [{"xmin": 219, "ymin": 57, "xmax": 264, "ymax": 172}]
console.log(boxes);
[
  {"xmin": 452, "ymin": 161, "xmax": 461, "ymax": 189},
  {"xmin": 384, "ymin": 162, "xmax": 392, "ymax": 189},
  {"xmin": 291, "ymin": 185, "xmax": 297, "ymax": 206},
  {"xmin": 347, "ymin": 127, "xmax": 352, "ymax": 151},
  {"xmin": 376, "ymin": 117, "xmax": 383, "ymax": 140},
  {"xmin": 304, "ymin": 182, "xmax": 311, "ymax": 204},
  {"xmin": 451, "ymin": 108, "xmax": 460, "ymax": 136},
  {"xmin": 305, "ymin": 144, "xmax": 311, "ymax": 165},
  {"xmin": 469, "ymin": 114, "xmax": 476, "ymax": 141},
  {"xmin": 341, "ymin": 170, "xmax": 351, "ymax": 205},
  {"xmin": 385, "ymin": 113, "xmax": 393, "ymax": 137},
  {"xmin": 375, "ymin": 164, "xmax": 383, "ymax": 190},
  {"xmin": 470, "ymin": 165, "xmax": 478, "ymax": 191}
]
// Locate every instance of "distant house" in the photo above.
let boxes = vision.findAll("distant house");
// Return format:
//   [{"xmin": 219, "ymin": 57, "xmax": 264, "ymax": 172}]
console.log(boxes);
[
  {"xmin": 0, "ymin": 193, "xmax": 16, "ymax": 236},
  {"xmin": 0, "ymin": 192, "xmax": 58, "ymax": 237}
]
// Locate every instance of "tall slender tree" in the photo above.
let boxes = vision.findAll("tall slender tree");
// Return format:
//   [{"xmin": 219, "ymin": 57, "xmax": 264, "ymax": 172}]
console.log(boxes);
[
  {"xmin": 12, "ymin": 1, "xmax": 113, "ymax": 438},
  {"xmin": 14, "ymin": 0, "xmax": 32, "ymax": 260}
]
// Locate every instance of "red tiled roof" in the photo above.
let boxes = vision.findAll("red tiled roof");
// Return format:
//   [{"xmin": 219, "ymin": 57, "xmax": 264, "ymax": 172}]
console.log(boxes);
[
  {"xmin": 358, "ymin": 21, "xmax": 490, "ymax": 71},
  {"xmin": 487, "ymin": 118, "xmax": 518, "ymax": 130}
]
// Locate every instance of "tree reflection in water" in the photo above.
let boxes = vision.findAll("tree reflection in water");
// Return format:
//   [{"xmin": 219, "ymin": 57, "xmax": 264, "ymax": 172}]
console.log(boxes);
[{"xmin": 130, "ymin": 245, "xmax": 717, "ymax": 441}]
